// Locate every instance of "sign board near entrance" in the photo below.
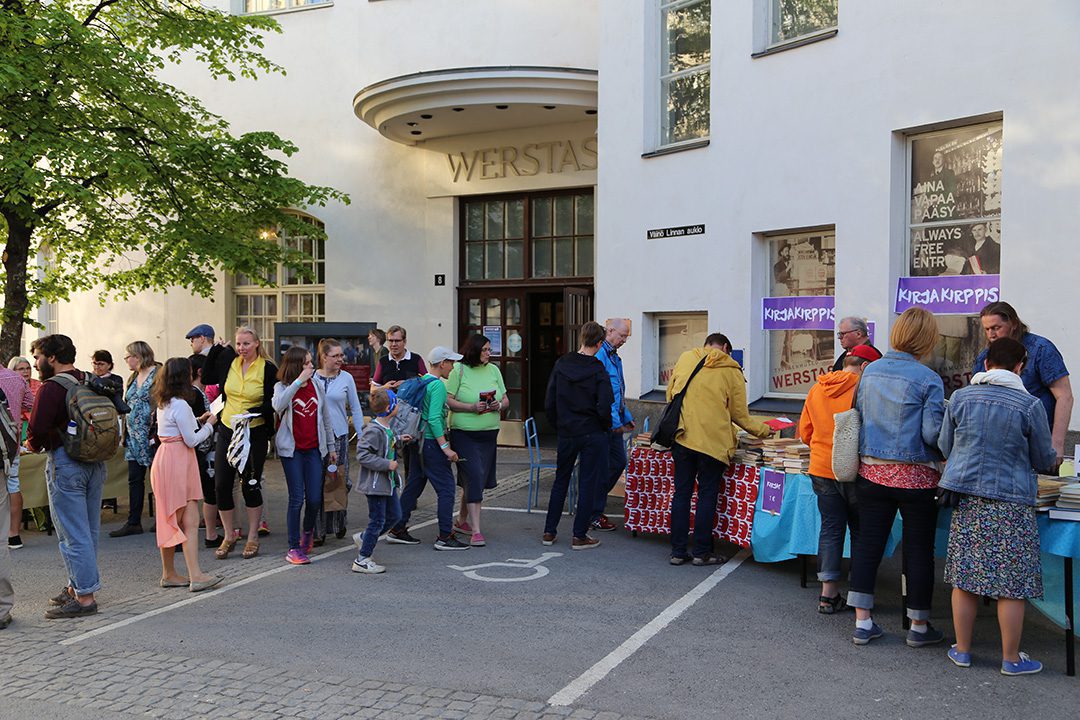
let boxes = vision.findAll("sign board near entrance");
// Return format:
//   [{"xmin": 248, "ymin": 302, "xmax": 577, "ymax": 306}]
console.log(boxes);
[
  {"xmin": 483, "ymin": 325, "xmax": 503, "ymax": 356},
  {"xmin": 446, "ymin": 137, "xmax": 598, "ymax": 183},
  {"xmin": 647, "ymin": 224, "xmax": 705, "ymax": 240}
]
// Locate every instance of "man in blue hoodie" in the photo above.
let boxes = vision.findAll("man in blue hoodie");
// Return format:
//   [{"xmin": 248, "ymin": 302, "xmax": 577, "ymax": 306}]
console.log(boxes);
[{"xmin": 591, "ymin": 318, "xmax": 634, "ymax": 532}]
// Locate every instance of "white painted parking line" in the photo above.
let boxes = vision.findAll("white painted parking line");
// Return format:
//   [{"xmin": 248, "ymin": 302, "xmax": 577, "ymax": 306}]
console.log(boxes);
[
  {"xmin": 58, "ymin": 517, "xmax": 440, "ymax": 646},
  {"xmin": 546, "ymin": 548, "xmax": 750, "ymax": 707}
]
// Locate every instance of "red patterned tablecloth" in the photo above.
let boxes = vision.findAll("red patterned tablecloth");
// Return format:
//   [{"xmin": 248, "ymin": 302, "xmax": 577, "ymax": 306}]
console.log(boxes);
[{"xmin": 623, "ymin": 446, "xmax": 759, "ymax": 548}]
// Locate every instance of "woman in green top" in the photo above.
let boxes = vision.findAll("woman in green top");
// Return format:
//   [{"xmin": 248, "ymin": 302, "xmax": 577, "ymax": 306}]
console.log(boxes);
[{"xmin": 445, "ymin": 334, "xmax": 508, "ymax": 546}]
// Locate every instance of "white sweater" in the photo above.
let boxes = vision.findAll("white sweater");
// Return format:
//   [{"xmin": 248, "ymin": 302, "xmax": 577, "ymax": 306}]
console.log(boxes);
[{"xmin": 156, "ymin": 397, "xmax": 214, "ymax": 448}]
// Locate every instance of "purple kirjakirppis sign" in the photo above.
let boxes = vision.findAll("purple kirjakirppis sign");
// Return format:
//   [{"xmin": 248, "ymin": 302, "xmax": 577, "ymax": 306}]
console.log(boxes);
[
  {"xmin": 760, "ymin": 469, "xmax": 785, "ymax": 515},
  {"xmin": 761, "ymin": 296, "xmax": 835, "ymax": 330},
  {"xmin": 894, "ymin": 274, "xmax": 1000, "ymax": 315}
]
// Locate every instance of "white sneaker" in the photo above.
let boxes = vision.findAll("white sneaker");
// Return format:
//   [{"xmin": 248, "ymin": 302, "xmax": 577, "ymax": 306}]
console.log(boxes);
[{"xmin": 351, "ymin": 556, "xmax": 385, "ymax": 574}]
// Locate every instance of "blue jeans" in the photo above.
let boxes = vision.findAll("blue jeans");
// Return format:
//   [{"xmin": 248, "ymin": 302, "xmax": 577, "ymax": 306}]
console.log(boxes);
[
  {"xmin": 848, "ymin": 476, "xmax": 938, "ymax": 620},
  {"xmin": 359, "ymin": 490, "xmax": 402, "ymax": 558},
  {"xmin": 280, "ymin": 448, "xmax": 324, "ymax": 550},
  {"xmin": 395, "ymin": 439, "xmax": 456, "ymax": 537},
  {"xmin": 669, "ymin": 442, "xmax": 726, "ymax": 559},
  {"xmin": 47, "ymin": 447, "xmax": 106, "ymax": 595},
  {"xmin": 810, "ymin": 475, "xmax": 860, "ymax": 582},
  {"xmin": 545, "ymin": 431, "xmax": 606, "ymax": 539},
  {"xmin": 592, "ymin": 431, "xmax": 627, "ymax": 522}
]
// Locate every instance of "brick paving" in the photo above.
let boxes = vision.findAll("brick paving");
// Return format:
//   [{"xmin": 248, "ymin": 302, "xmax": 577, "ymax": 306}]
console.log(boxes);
[{"xmin": 0, "ymin": 465, "xmax": 656, "ymax": 720}]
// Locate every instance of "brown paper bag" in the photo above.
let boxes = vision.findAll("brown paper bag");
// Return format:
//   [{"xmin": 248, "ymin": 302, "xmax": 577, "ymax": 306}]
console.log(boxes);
[{"xmin": 323, "ymin": 466, "xmax": 348, "ymax": 512}]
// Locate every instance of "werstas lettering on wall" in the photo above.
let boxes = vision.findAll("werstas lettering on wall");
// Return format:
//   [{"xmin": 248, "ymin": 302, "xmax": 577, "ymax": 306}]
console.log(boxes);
[{"xmin": 447, "ymin": 137, "xmax": 597, "ymax": 182}]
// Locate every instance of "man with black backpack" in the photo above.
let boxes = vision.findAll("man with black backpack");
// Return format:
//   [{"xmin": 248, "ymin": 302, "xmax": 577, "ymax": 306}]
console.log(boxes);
[{"xmin": 28, "ymin": 334, "xmax": 111, "ymax": 619}]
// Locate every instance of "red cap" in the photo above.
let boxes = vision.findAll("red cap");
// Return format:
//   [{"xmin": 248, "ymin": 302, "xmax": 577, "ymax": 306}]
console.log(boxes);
[{"xmin": 849, "ymin": 344, "xmax": 882, "ymax": 362}]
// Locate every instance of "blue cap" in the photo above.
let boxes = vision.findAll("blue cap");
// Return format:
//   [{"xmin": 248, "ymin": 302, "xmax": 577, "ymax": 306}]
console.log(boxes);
[
  {"xmin": 377, "ymin": 389, "xmax": 398, "ymax": 417},
  {"xmin": 185, "ymin": 324, "xmax": 215, "ymax": 340}
]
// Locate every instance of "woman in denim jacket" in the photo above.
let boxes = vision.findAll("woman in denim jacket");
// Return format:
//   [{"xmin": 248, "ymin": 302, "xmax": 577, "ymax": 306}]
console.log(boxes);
[
  {"xmin": 938, "ymin": 337, "xmax": 1056, "ymax": 675},
  {"xmin": 848, "ymin": 308, "xmax": 946, "ymax": 648}
]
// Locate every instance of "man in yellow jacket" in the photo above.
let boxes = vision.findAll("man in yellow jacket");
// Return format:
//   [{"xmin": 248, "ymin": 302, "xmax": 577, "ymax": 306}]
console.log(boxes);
[
  {"xmin": 667, "ymin": 333, "xmax": 772, "ymax": 566},
  {"xmin": 798, "ymin": 343, "xmax": 880, "ymax": 613}
]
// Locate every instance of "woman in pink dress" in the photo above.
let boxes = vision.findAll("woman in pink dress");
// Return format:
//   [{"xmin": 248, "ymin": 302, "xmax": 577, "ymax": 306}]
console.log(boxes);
[{"xmin": 150, "ymin": 358, "xmax": 223, "ymax": 592}]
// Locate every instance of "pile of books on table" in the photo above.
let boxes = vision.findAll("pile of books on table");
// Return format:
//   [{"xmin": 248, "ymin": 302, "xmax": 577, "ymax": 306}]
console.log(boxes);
[
  {"xmin": 631, "ymin": 432, "xmax": 653, "ymax": 449},
  {"xmin": 733, "ymin": 432, "xmax": 764, "ymax": 466},
  {"xmin": 781, "ymin": 443, "xmax": 811, "ymax": 474},
  {"xmin": 761, "ymin": 438, "xmax": 802, "ymax": 472},
  {"xmin": 1036, "ymin": 476, "xmax": 1067, "ymax": 509},
  {"xmin": 1049, "ymin": 482, "xmax": 1080, "ymax": 521}
]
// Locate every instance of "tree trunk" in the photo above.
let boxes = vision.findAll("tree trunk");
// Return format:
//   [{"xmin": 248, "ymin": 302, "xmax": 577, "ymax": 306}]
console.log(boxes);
[{"xmin": 1, "ymin": 212, "xmax": 32, "ymax": 366}]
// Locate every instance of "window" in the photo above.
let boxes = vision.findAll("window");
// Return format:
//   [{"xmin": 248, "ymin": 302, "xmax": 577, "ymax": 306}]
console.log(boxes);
[
  {"xmin": 768, "ymin": 0, "xmax": 837, "ymax": 47},
  {"xmin": 659, "ymin": 0, "xmax": 710, "ymax": 146},
  {"xmin": 907, "ymin": 121, "xmax": 1003, "ymax": 394},
  {"xmin": 765, "ymin": 230, "xmax": 836, "ymax": 396},
  {"xmin": 242, "ymin": 0, "xmax": 331, "ymax": 14},
  {"xmin": 233, "ymin": 212, "xmax": 326, "ymax": 342},
  {"xmin": 461, "ymin": 191, "xmax": 594, "ymax": 283},
  {"xmin": 655, "ymin": 313, "xmax": 709, "ymax": 389}
]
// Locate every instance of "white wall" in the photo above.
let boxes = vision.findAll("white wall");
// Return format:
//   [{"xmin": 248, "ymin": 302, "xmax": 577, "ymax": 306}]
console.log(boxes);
[
  {"xmin": 55, "ymin": 0, "xmax": 598, "ymax": 364},
  {"xmin": 598, "ymin": 0, "xmax": 1080, "ymax": 430}
]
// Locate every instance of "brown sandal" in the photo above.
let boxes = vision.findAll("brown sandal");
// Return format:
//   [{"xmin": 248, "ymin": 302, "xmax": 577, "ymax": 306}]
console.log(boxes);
[
  {"xmin": 215, "ymin": 536, "xmax": 237, "ymax": 560},
  {"xmin": 241, "ymin": 540, "xmax": 260, "ymax": 559}
]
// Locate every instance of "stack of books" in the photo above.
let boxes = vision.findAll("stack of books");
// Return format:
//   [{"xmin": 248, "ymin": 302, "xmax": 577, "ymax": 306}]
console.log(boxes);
[
  {"xmin": 761, "ymin": 438, "xmax": 801, "ymax": 471},
  {"xmin": 1049, "ymin": 482, "xmax": 1080, "ymax": 521},
  {"xmin": 733, "ymin": 432, "xmax": 765, "ymax": 466},
  {"xmin": 632, "ymin": 433, "xmax": 653, "ymax": 449},
  {"xmin": 1036, "ymin": 476, "xmax": 1067, "ymax": 509},
  {"xmin": 781, "ymin": 443, "xmax": 811, "ymax": 473}
]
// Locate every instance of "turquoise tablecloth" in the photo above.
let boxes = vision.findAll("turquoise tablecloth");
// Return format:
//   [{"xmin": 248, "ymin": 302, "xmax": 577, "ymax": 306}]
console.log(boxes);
[{"xmin": 750, "ymin": 472, "xmax": 1080, "ymax": 636}]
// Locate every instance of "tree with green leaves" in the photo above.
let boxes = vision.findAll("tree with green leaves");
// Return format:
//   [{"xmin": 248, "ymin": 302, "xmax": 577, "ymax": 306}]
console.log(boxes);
[{"xmin": 0, "ymin": 0, "xmax": 347, "ymax": 362}]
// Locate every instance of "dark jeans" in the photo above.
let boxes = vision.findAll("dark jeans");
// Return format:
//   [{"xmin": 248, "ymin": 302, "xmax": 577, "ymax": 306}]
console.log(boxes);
[
  {"xmin": 810, "ymin": 475, "xmax": 860, "ymax": 583},
  {"xmin": 669, "ymin": 442, "xmax": 726, "ymax": 559},
  {"xmin": 847, "ymin": 476, "xmax": 938, "ymax": 621},
  {"xmin": 214, "ymin": 424, "xmax": 269, "ymax": 511},
  {"xmin": 544, "ymin": 431, "xmax": 606, "ymax": 539},
  {"xmin": 592, "ymin": 431, "xmax": 627, "ymax": 522},
  {"xmin": 195, "ymin": 448, "xmax": 215, "ymax": 506},
  {"xmin": 281, "ymin": 448, "xmax": 324, "ymax": 550},
  {"xmin": 360, "ymin": 490, "xmax": 402, "ymax": 557},
  {"xmin": 395, "ymin": 439, "xmax": 456, "ymax": 537},
  {"xmin": 125, "ymin": 460, "xmax": 149, "ymax": 526}
]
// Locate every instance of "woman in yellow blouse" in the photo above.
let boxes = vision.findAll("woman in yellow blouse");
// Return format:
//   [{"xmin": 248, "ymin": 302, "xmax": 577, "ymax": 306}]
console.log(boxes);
[{"xmin": 203, "ymin": 326, "xmax": 277, "ymax": 560}]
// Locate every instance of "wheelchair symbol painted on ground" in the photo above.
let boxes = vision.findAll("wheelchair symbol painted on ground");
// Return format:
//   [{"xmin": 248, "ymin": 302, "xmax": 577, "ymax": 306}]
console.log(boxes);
[{"xmin": 447, "ymin": 552, "xmax": 563, "ymax": 582}]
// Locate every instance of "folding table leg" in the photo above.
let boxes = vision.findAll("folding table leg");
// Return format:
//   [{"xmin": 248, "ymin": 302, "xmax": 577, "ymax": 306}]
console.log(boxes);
[
  {"xmin": 1065, "ymin": 556, "xmax": 1075, "ymax": 677},
  {"xmin": 799, "ymin": 555, "xmax": 807, "ymax": 588}
]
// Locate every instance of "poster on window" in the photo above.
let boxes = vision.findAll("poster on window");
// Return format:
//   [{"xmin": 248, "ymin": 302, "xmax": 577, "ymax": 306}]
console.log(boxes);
[
  {"xmin": 657, "ymin": 315, "xmax": 709, "ymax": 386},
  {"xmin": 767, "ymin": 233, "xmax": 836, "ymax": 395},
  {"xmin": 908, "ymin": 123, "xmax": 1002, "ymax": 397}
]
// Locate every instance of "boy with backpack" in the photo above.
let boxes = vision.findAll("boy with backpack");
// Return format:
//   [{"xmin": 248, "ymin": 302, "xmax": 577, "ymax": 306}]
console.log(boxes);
[
  {"xmin": 351, "ymin": 388, "xmax": 401, "ymax": 573},
  {"xmin": 28, "ymin": 334, "xmax": 116, "ymax": 619},
  {"xmin": 386, "ymin": 346, "xmax": 469, "ymax": 550}
]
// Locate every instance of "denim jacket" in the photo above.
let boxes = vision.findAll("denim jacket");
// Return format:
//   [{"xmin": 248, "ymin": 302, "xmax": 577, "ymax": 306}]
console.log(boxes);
[
  {"xmin": 937, "ymin": 384, "xmax": 1056, "ymax": 505},
  {"xmin": 856, "ymin": 351, "xmax": 945, "ymax": 463}
]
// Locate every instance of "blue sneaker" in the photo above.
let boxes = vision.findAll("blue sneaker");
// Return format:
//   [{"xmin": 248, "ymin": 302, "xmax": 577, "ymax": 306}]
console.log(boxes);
[
  {"xmin": 906, "ymin": 622, "xmax": 945, "ymax": 647},
  {"xmin": 1001, "ymin": 652, "xmax": 1042, "ymax": 676},
  {"xmin": 852, "ymin": 622, "xmax": 884, "ymax": 645},
  {"xmin": 947, "ymin": 645, "xmax": 971, "ymax": 668}
]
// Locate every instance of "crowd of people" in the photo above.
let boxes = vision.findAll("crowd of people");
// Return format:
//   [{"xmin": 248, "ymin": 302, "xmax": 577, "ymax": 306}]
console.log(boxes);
[{"xmin": 0, "ymin": 301, "xmax": 1073, "ymax": 679}]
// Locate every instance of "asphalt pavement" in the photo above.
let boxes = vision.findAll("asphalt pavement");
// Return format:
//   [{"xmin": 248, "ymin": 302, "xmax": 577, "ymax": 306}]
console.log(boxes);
[{"xmin": 1, "ymin": 446, "xmax": 1074, "ymax": 719}]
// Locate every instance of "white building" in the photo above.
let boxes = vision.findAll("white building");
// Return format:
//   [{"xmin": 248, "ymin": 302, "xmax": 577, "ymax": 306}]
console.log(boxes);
[{"xmin": 45, "ymin": 0, "xmax": 1080, "ymax": 437}]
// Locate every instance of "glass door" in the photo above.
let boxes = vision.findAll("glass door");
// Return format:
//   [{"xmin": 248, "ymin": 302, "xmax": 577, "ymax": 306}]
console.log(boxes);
[{"xmin": 459, "ymin": 290, "xmax": 526, "ymax": 420}]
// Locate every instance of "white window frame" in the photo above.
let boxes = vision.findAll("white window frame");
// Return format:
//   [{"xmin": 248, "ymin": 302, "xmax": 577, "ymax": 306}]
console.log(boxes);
[
  {"xmin": 649, "ymin": 311, "xmax": 709, "ymax": 391},
  {"xmin": 762, "ymin": 228, "xmax": 836, "ymax": 400},
  {"xmin": 753, "ymin": 0, "xmax": 838, "ymax": 54},
  {"xmin": 649, "ymin": 0, "xmax": 711, "ymax": 153},
  {"xmin": 234, "ymin": 0, "xmax": 333, "ymax": 16}
]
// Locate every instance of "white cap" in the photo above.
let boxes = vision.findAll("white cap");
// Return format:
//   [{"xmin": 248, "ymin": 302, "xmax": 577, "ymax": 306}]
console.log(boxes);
[{"xmin": 428, "ymin": 346, "xmax": 463, "ymax": 365}]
